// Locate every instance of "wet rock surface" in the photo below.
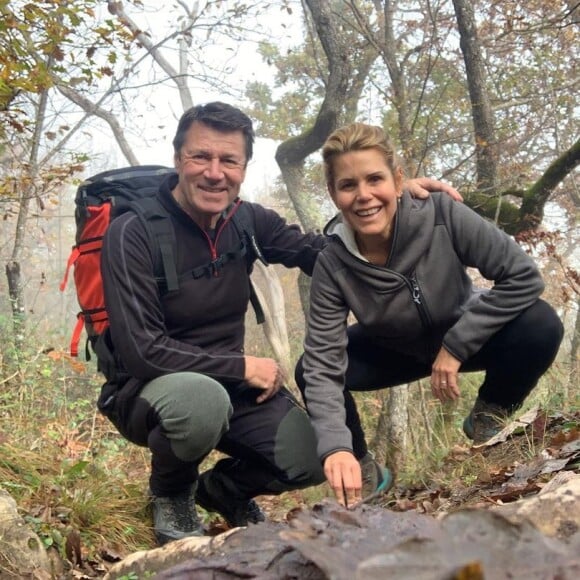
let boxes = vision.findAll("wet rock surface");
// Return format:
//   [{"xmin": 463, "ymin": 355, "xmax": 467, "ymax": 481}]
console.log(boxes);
[{"xmin": 106, "ymin": 481, "xmax": 580, "ymax": 580}]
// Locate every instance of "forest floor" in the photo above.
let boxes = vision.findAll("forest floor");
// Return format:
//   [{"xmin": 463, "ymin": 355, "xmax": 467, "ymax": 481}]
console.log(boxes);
[
  {"xmin": 102, "ymin": 406, "xmax": 580, "ymax": 579},
  {"xmin": 252, "ymin": 407, "xmax": 580, "ymax": 528},
  {"xmin": 2, "ymin": 404, "xmax": 579, "ymax": 578}
]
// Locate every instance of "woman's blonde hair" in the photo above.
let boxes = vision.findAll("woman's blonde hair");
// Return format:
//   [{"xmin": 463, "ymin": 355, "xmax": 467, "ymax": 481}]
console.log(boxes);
[{"xmin": 322, "ymin": 122, "xmax": 403, "ymax": 190}]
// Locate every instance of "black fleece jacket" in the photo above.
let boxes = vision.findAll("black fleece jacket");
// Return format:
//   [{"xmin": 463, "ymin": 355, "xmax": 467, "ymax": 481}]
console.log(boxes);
[{"xmin": 101, "ymin": 174, "xmax": 325, "ymax": 402}]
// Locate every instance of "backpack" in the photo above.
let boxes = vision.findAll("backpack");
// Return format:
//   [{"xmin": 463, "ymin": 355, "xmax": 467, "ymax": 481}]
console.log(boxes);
[{"xmin": 60, "ymin": 165, "xmax": 266, "ymax": 368}]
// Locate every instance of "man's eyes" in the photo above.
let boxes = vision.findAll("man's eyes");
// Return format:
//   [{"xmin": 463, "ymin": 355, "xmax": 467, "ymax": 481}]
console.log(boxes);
[
  {"xmin": 185, "ymin": 154, "xmax": 242, "ymax": 169},
  {"xmin": 221, "ymin": 158, "xmax": 242, "ymax": 169}
]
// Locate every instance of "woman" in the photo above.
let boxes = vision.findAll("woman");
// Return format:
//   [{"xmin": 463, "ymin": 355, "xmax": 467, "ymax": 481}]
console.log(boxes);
[{"xmin": 296, "ymin": 122, "xmax": 563, "ymax": 507}]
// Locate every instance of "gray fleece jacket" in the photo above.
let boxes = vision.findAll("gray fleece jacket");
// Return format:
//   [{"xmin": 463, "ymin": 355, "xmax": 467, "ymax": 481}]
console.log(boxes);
[{"xmin": 303, "ymin": 191, "xmax": 544, "ymax": 460}]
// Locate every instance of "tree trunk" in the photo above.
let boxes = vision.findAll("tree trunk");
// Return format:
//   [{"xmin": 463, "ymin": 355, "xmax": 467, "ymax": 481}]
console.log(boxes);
[
  {"xmin": 6, "ymin": 56, "xmax": 53, "ymax": 354},
  {"xmin": 452, "ymin": 0, "xmax": 499, "ymax": 201},
  {"xmin": 5, "ymin": 261, "xmax": 25, "ymax": 352},
  {"xmin": 250, "ymin": 262, "xmax": 293, "ymax": 386},
  {"xmin": 276, "ymin": 0, "xmax": 375, "ymax": 324},
  {"xmin": 563, "ymin": 297, "xmax": 580, "ymax": 407},
  {"xmin": 378, "ymin": 1, "xmax": 414, "ymax": 170},
  {"xmin": 519, "ymin": 136, "xmax": 580, "ymax": 230},
  {"xmin": 370, "ymin": 385, "xmax": 409, "ymax": 474}
]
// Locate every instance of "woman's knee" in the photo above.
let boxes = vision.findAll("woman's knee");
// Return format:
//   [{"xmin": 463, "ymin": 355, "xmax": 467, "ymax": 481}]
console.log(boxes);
[{"xmin": 518, "ymin": 300, "xmax": 564, "ymax": 356}]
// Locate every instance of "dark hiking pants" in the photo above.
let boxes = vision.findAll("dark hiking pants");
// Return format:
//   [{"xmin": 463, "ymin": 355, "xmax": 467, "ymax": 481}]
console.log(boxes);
[
  {"xmin": 109, "ymin": 376, "xmax": 324, "ymax": 497},
  {"xmin": 295, "ymin": 299, "xmax": 564, "ymax": 459}
]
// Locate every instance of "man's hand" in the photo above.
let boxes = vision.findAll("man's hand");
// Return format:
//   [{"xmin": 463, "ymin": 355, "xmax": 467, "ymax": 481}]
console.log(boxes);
[
  {"xmin": 324, "ymin": 451, "xmax": 362, "ymax": 507},
  {"xmin": 405, "ymin": 177, "xmax": 463, "ymax": 202},
  {"xmin": 244, "ymin": 355, "xmax": 285, "ymax": 403},
  {"xmin": 431, "ymin": 346, "xmax": 462, "ymax": 402}
]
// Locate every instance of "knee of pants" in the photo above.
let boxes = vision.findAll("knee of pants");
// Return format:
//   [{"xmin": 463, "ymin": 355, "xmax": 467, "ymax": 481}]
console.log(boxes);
[
  {"xmin": 141, "ymin": 372, "xmax": 233, "ymax": 463},
  {"xmin": 273, "ymin": 406, "xmax": 325, "ymax": 490},
  {"xmin": 519, "ymin": 300, "xmax": 564, "ymax": 359},
  {"xmin": 541, "ymin": 304, "xmax": 564, "ymax": 354}
]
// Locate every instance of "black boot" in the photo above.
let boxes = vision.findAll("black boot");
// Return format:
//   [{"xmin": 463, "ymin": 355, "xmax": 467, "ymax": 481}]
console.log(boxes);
[
  {"xmin": 196, "ymin": 470, "xmax": 266, "ymax": 528},
  {"xmin": 150, "ymin": 485, "xmax": 204, "ymax": 545},
  {"xmin": 463, "ymin": 397, "xmax": 509, "ymax": 445}
]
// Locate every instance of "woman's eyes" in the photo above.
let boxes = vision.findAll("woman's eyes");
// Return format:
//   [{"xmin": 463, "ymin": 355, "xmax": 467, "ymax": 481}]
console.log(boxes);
[{"xmin": 339, "ymin": 176, "xmax": 383, "ymax": 189}]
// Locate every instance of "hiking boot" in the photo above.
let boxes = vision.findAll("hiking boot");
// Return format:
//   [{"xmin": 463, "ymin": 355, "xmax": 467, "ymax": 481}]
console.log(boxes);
[
  {"xmin": 360, "ymin": 453, "xmax": 394, "ymax": 501},
  {"xmin": 463, "ymin": 397, "xmax": 509, "ymax": 445},
  {"xmin": 196, "ymin": 470, "xmax": 266, "ymax": 528},
  {"xmin": 150, "ymin": 486, "xmax": 204, "ymax": 545}
]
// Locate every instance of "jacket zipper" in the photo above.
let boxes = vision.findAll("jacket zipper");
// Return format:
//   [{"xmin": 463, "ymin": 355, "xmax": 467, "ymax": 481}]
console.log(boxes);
[
  {"xmin": 330, "ymin": 231, "xmax": 436, "ymax": 360},
  {"xmin": 200, "ymin": 200, "xmax": 241, "ymax": 277},
  {"xmin": 408, "ymin": 272, "xmax": 436, "ymax": 360}
]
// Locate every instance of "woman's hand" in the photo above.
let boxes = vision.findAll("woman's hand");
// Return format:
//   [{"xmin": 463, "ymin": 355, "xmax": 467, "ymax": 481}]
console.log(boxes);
[
  {"xmin": 324, "ymin": 451, "xmax": 362, "ymax": 507},
  {"xmin": 404, "ymin": 177, "xmax": 463, "ymax": 202},
  {"xmin": 431, "ymin": 346, "xmax": 462, "ymax": 402}
]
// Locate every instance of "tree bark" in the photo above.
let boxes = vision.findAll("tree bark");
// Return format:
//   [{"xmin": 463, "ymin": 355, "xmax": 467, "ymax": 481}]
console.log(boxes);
[
  {"xmin": 276, "ymin": 0, "xmax": 375, "ymax": 232},
  {"xmin": 275, "ymin": 0, "xmax": 376, "ymax": 321},
  {"xmin": 349, "ymin": 0, "xmax": 414, "ymax": 168},
  {"xmin": 250, "ymin": 262, "xmax": 293, "ymax": 385},
  {"xmin": 519, "ymin": 136, "xmax": 580, "ymax": 230},
  {"xmin": 452, "ymin": 0, "xmax": 499, "ymax": 201},
  {"xmin": 370, "ymin": 385, "xmax": 409, "ymax": 474},
  {"xmin": 6, "ymin": 52, "xmax": 53, "ymax": 350}
]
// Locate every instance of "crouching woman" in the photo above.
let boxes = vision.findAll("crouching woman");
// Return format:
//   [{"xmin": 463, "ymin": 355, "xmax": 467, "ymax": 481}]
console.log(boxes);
[{"xmin": 296, "ymin": 122, "xmax": 563, "ymax": 507}]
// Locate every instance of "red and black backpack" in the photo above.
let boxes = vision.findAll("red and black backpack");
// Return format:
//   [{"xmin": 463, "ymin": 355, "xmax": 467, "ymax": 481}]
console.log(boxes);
[{"xmin": 61, "ymin": 165, "xmax": 265, "ymax": 380}]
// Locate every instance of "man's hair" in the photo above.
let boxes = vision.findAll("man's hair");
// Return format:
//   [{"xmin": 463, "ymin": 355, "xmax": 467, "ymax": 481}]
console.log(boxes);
[
  {"xmin": 322, "ymin": 122, "xmax": 403, "ymax": 189},
  {"xmin": 172, "ymin": 102, "xmax": 255, "ymax": 164}
]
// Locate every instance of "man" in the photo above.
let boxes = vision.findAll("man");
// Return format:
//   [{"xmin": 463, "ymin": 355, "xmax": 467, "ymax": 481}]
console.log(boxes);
[{"xmin": 100, "ymin": 102, "xmax": 461, "ymax": 545}]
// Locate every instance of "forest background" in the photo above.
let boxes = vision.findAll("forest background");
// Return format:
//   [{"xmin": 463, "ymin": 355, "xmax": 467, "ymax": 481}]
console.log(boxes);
[{"xmin": 0, "ymin": 0, "xmax": 578, "ymax": 566}]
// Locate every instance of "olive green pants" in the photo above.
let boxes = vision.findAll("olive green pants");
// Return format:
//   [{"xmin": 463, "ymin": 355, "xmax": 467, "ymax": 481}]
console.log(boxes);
[{"xmin": 112, "ymin": 372, "xmax": 325, "ymax": 497}]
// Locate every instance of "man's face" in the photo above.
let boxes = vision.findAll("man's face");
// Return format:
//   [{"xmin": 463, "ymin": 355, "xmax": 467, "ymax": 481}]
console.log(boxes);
[{"xmin": 173, "ymin": 121, "xmax": 247, "ymax": 228}]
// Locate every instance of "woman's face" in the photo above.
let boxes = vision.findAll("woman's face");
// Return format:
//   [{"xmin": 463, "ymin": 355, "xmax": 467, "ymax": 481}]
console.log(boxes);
[{"xmin": 329, "ymin": 148, "xmax": 403, "ymax": 240}]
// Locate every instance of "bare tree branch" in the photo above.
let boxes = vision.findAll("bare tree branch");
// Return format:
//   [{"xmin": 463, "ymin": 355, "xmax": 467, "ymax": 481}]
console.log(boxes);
[
  {"xmin": 57, "ymin": 85, "xmax": 140, "ymax": 166},
  {"xmin": 107, "ymin": 0, "xmax": 194, "ymax": 110}
]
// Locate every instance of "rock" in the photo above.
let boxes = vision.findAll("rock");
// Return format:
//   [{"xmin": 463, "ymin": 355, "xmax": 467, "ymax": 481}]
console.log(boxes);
[
  {"xmin": 357, "ymin": 510, "xmax": 578, "ymax": 580},
  {"xmin": 492, "ymin": 471, "xmax": 580, "ymax": 539},
  {"xmin": 0, "ymin": 489, "xmax": 51, "ymax": 578},
  {"xmin": 104, "ymin": 530, "xmax": 235, "ymax": 579},
  {"xmin": 105, "ymin": 487, "xmax": 580, "ymax": 580},
  {"xmin": 106, "ymin": 504, "xmax": 443, "ymax": 579}
]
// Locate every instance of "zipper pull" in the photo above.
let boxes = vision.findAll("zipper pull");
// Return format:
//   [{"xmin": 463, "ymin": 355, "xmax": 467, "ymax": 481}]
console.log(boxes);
[{"xmin": 410, "ymin": 276, "xmax": 422, "ymax": 304}]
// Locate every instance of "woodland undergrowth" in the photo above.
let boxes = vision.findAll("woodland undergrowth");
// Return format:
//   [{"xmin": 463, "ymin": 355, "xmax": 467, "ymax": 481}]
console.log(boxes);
[{"xmin": 0, "ymin": 319, "xmax": 577, "ymax": 570}]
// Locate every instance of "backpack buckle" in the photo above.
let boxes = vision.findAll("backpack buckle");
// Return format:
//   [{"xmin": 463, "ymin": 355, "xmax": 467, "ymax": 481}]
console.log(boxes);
[{"xmin": 210, "ymin": 256, "xmax": 224, "ymax": 275}]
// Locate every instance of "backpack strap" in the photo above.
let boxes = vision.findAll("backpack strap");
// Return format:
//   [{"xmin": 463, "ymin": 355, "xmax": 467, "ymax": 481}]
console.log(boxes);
[
  {"xmin": 231, "ymin": 202, "xmax": 267, "ymax": 325},
  {"xmin": 177, "ymin": 240, "xmax": 247, "ymax": 281},
  {"xmin": 130, "ymin": 196, "xmax": 179, "ymax": 293},
  {"xmin": 231, "ymin": 202, "xmax": 269, "ymax": 267},
  {"xmin": 128, "ymin": 196, "xmax": 267, "ymax": 324}
]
